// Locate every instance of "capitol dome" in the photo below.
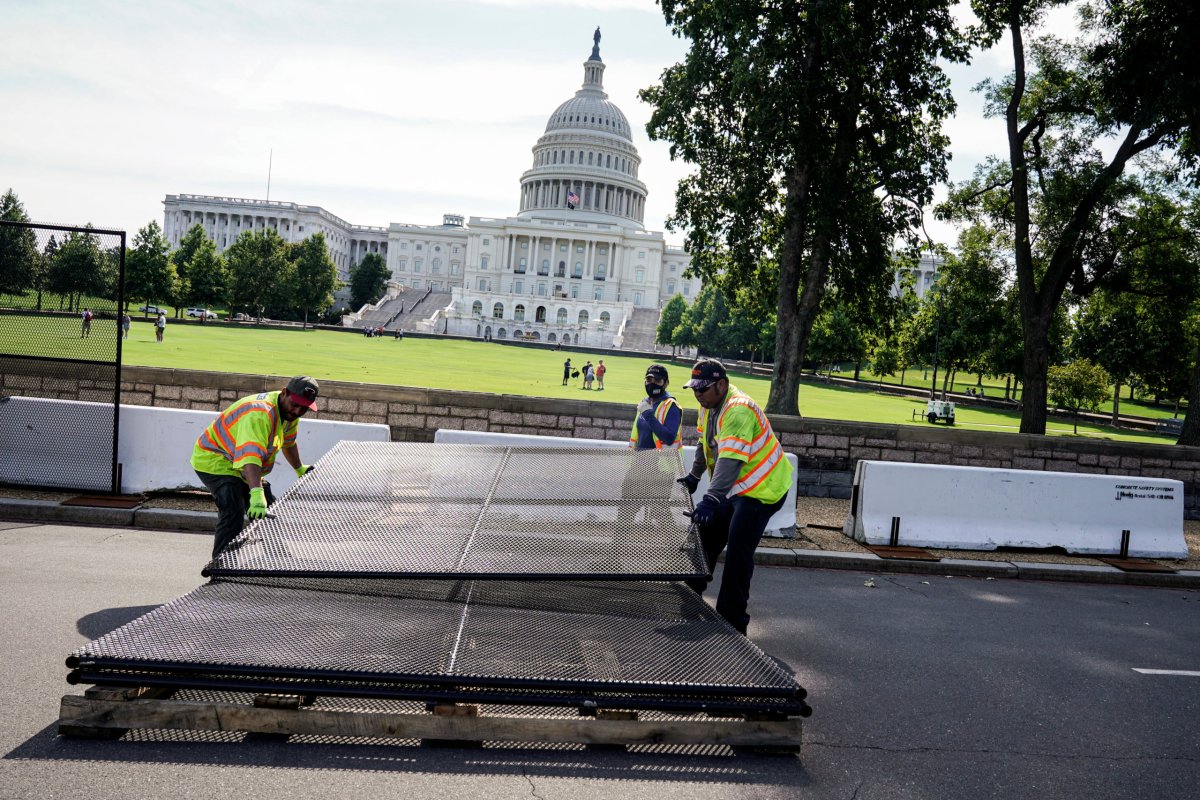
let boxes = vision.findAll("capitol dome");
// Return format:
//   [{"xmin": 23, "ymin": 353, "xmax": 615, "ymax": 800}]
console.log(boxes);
[{"xmin": 516, "ymin": 29, "xmax": 648, "ymax": 229}]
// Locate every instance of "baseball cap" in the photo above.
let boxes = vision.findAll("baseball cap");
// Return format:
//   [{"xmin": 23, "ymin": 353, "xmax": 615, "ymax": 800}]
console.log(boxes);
[
  {"xmin": 683, "ymin": 358, "xmax": 728, "ymax": 389},
  {"xmin": 645, "ymin": 364, "xmax": 669, "ymax": 381},
  {"xmin": 285, "ymin": 375, "xmax": 320, "ymax": 411}
]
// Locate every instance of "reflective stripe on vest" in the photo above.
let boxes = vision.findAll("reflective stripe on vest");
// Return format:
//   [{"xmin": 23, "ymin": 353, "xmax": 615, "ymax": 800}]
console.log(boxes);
[
  {"xmin": 699, "ymin": 386, "xmax": 792, "ymax": 503},
  {"xmin": 191, "ymin": 391, "xmax": 284, "ymax": 476}
]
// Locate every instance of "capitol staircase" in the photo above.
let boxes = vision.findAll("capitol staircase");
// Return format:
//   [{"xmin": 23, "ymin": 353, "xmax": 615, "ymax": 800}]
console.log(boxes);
[
  {"xmin": 393, "ymin": 290, "xmax": 452, "ymax": 331},
  {"xmin": 618, "ymin": 307, "xmax": 662, "ymax": 353}
]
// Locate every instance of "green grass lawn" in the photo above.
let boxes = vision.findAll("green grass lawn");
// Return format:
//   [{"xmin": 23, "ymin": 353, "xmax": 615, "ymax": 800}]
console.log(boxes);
[
  {"xmin": 0, "ymin": 311, "xmax": 1177, "ymax": 445},
  {"xmin": 833, "ymin": 365, "xmax": 1187, "ymax": 421}
]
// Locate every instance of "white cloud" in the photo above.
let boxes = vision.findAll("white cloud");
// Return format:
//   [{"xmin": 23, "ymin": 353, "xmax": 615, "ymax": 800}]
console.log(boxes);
[{"xmin": 1, "ymin": 0, "xmax": 1082, "ymax": 251}]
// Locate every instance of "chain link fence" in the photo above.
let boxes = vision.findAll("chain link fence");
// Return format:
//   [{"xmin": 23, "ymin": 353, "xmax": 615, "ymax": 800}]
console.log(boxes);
[{"xmin": 0, "ymin": 221, "xmax": 126, "ymax": 492}]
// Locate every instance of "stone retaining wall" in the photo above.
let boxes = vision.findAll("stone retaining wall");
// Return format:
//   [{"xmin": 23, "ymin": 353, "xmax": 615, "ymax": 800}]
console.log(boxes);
[{"xmin": 5, "ymin": 361, "xmax": 1200, "ymax": 517}]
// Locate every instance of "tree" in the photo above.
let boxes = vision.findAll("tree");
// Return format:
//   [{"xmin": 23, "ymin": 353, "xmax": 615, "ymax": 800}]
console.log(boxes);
[
  {"xmin": 289, "ymin": 233, "xmax": 339, "ymax": 328},
  {"xmin": 1048, "ymin": 359, "xmax": 1110, "ymax": 433},
  {"xmin": 227, "ymin": 229, "xmax": 289, "ymax": 320},
  {"xmin": 642, "ymin": 0, "xmax": 966, "ymax": 416},
  {"xmin": 349, "ymin": 253, "xmax": 390, "ymax": 310},
  {"xmin": 807, "ymin": 303, "xmax": 867, "ymax": 376},
  {"xmin": 1073, "ymin": 294, "xmax": 1148, "ymax": 424},
  {"xmin": 871, "ymin": 342, "xmax": 900, "ymax": 389},
  {"xmin": 657, "ymin": 294, "xmax": 687, "ymax": 355},
  {"xmin": 47, "ymin": 228, "xmax": 112, "ymax": 311},
  {"xmin": 940, "ymin": 0, "xmax": 1199, "ymax": 433},
  {"xmin": 185, "ymin": 237, "xmax": 228, "ymax": 315},
  {"xmin": 169, "ymin": 223, "xmax": 211, "ymax": 314},
  {"xmin": 125, "ymin": 221, "xmax": 176, "ymax": 313},
  {"xmin": 0, "ymin": 189, "xmax": 39, "ymax": 297}
]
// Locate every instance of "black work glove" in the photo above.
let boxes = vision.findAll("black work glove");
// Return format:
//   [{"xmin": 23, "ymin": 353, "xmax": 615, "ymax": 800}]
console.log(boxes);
[
  {"xmin": 677, "ymin": 474, "xmax": 701, "ymax": 495},
  {"xmin": 690, "ymin": 493, "xmax": 721, "ymax": 526}
]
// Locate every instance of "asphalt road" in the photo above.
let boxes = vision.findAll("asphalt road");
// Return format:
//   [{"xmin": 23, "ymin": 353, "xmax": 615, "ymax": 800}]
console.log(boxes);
[{"xmin": 2, "ymin": 521, "xmax": 1198, "ymax": 800}]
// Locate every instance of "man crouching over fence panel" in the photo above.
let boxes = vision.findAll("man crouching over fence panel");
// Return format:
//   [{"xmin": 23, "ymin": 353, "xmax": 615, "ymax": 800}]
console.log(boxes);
[{"xmin": 191, "ymin": 376, "xmax": 319, "ymax": 556}]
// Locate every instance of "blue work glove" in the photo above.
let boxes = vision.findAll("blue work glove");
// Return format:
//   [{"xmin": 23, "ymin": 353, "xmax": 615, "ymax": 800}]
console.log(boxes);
[
  {"xmin": 677, "ymin": 474, "xmax": 701, "ymax": 495},
  {"xmin": 247, "ymin": 487, "xmax": 268, "ymax": 520},
  {"xmin": 690, "ymin": 493, "xmax": 721, "ymax": 526},
  {"xmin": 295, "ymin": 464, "xmax": 314, "ymax": 478}
]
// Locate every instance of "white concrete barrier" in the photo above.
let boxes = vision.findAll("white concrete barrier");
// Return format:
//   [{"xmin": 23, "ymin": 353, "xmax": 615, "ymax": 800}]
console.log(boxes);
[
  {"xmin": 434, "ymin": 428, "xmax": 799, "ymax": 537},
  {"xmin": 843, "ymin": 460, "xmax": 1187, "ymax": 558},
  {"xmin": 0, "ymin": 396, "xmax": 390, "ymax": 495}
]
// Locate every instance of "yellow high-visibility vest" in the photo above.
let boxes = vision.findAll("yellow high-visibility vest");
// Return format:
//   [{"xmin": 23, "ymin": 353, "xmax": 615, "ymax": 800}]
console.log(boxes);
[
  {"xmin": 190, "ymin": 391, "xmax": 297, "ymax": 479},
  {"xmin": 696, "ymin": 386, "xmax": 792, "ymax": 503}
]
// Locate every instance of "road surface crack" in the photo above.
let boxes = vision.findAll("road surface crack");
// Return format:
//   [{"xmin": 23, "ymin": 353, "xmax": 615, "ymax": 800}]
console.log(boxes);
[
  {"xmin": 523, "ymin": 768, "xmax": 546, "ymax": 800},
  {"xmin": 880, "ymin": 575, "xmax": 928, "ymax": 597}
]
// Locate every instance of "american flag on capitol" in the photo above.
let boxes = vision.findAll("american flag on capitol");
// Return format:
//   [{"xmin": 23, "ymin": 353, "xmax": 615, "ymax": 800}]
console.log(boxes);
[{"xmin": 567, "ymin": 190, "xmax": 579, "ymax": 209}]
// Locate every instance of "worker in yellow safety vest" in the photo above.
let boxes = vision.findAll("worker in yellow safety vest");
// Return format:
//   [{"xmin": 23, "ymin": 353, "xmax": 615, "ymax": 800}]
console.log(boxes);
[
  {"xmin": 678, "ymin": 359, "xmax": 793, "ymax": 634},
  {"xmin": 191, "ymin": 375, "xmax": 320, "ymax": 557}
]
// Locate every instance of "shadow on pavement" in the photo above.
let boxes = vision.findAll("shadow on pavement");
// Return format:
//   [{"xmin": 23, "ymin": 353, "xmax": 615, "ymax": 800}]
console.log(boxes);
[
  {"xmin": 4, "ymin": 721, "xmax": 811, "ymax": 785},
  {"xmin": 76, "ymin": 606, "xmax": 159, "ymax": 640}
]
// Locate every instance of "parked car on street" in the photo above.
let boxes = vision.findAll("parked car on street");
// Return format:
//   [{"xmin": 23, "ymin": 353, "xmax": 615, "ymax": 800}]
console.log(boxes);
[
  {"xmin": 137, "ymin": 305, "xmax": 167, "ymax": 315},
  {"xmin": 186, "ymin": 307, "xmax": 218, "ymax": 319}
]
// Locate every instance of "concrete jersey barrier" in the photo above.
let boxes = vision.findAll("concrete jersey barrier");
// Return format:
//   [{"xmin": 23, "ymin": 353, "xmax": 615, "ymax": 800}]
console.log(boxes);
[
  {"xmin": 843, "ymin": 460, "xmax": 1187, "ymax": 558},
  {"xmin": 433, "ymin": 428, "xmax": 799, "ymax": 537},
  {"xmin": 0, "ymin": 396, "xmax": 390, "ymax": 495}
]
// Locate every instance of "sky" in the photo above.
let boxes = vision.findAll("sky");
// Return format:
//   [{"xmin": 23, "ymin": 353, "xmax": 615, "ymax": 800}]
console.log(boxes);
[{"xmin": 0, "ymin": 0, "xmax": 1080, "ymax": 249}]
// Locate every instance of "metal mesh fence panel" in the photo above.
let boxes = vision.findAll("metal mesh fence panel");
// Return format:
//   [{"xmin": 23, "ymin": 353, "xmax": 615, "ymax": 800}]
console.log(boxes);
[
  {"xmin": 205, "ymin": 442, "xmax": 709, "ymax": 580},
  {"xmin": 67, "ymin": 577, "xmax": 807, "ymax": 713},
  {"xmin": 0, "ymin": 221, "xmax": 125, "ymax": 491}
]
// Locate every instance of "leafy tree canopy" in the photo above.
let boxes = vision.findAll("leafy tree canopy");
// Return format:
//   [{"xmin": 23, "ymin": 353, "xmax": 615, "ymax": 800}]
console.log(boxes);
[
  {"xmin": 349, "ymin": 253, "xmax": 390, "ymax": 310},
  {"xmin": 643, "ymin": 0, "xmax": 966, "ymax": 415}
]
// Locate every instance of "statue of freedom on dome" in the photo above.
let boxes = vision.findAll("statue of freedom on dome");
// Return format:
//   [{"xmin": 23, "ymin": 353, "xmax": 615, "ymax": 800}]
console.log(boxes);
[{"xmin": 591, "ymin": 27, "xmax": 601, "ymax": 58}]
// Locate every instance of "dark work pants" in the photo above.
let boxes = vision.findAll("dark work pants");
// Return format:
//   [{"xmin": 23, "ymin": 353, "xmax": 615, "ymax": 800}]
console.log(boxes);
[
  {"xmin": 687, "ymin": 493, "xmax": 786, "ymax": 634},
  {"xmin": 195, "ymin": 471, "xmax": 275, "ymax": 557}
]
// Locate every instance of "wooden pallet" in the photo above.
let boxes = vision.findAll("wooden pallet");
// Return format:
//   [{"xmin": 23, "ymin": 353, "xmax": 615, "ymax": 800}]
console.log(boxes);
[{"xmin": 58, "ymin": 689, "xmax": 803, "ymax": 751}]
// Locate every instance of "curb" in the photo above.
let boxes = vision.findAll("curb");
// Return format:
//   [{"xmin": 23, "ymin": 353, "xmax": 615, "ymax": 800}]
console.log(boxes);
[{"xmin": 3, "ymin": 499, "xmax": 1198, "ymax": 589}]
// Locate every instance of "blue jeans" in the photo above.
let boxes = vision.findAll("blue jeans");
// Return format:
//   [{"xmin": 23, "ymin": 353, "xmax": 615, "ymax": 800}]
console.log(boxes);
[
  {"xmin": 195, "ymin": 471, "xmax": 274, "ymax": 557},
  {"xmin": 687, "ymin": 493, "xmax": 786, "ymax": 633}
]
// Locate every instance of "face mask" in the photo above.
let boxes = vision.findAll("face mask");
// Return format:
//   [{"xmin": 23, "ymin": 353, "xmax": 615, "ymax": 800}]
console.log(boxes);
[{"xmin": 645, "ymin": 382, "xmax": 665, "ymax": 398}]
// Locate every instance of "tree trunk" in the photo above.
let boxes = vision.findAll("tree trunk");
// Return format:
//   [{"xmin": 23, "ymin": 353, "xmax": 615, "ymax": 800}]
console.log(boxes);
[
  {"xmin": 1171, "ymin": 343, "xmax": 1200, "ymax": 448},
  {"xmin": 853, "ymin": 361, "xmax": 861, "ymax": 381},
  {"xmin": 1111, "ymin": 381, "xmax": 1121, "ymax": 427},
  {"xmin": 767, "ymin": 162, "xmax": 815, "ymax": 416},
  {"xmin": 1019, "ymin": 313, "xmax": 1052, "ymax": 433},
  {"xmin": 900, "ymin": 367, "xmax": 906, "ymax": 385},
  {"xmin": 1004, "ymin": 375, "xmax": 1011, "ymax": 401}
]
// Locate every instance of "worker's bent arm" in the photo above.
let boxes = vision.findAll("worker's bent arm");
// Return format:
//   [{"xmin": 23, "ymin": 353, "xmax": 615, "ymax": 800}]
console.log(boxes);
[
  {"xmin": 281, "ymin": 444, "xmax": 303, "ymax": 471},
  {"xmin": 242, "ymin": 463, "xmax": 264, "ymax": 489},
  {"xmin": 689, "ymin": 444, "xmax": 707, "ymax": 479}
]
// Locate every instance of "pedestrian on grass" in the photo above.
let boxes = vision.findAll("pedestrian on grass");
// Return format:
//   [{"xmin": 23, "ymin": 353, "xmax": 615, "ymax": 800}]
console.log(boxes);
[
  {"xmin": 582, "ymin": 360, "xmax": 594, "ymax": 390},
  {"xmin": 155, "ymin": 312, "xmax": 166, "ymax": 343},
  {"xmin": 562, "ymin": 358, "xmax": 572, "ymax": 386},
  {"xmin": 81, "ymin": 308, "xmax": 92, "ymax": 338},
  {"xmin": 191, "ymin": 376, "xmax": 320, "ymax": 557},
  {"xmin": 596, "ymin": 360, "xmax": 607, "ymax": 390},
  {"xmin": 677, "ymin": 358, "xmax": 793, "ymax": 635},
  {"xmin": 120, "ymin": 313, "xmax": 131, "ymax": 340}
]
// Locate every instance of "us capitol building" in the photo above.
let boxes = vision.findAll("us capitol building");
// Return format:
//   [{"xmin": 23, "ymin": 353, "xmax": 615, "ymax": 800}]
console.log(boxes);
[{"xmin": 162, "ymin": 31, "xmax": 702, "ymax": 348}]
